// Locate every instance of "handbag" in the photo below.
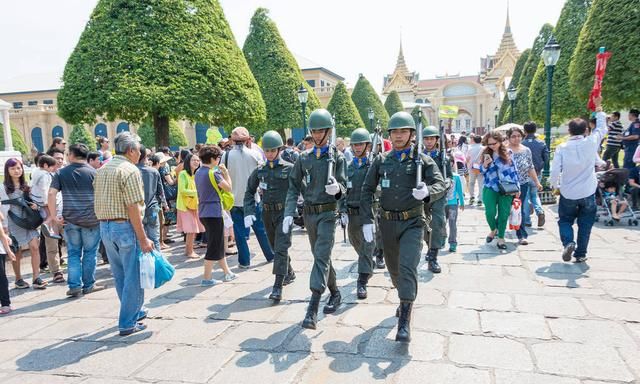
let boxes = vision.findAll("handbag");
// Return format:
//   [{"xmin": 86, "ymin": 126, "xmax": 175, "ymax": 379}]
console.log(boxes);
[
  {"xmin": 1, "ymin": 193, "xmax": 44, "ymax": 230},
  {"xmin": 153, "ymin": 250, "xmax": 175, "ymax": 288},
  {"xmin": 184, "ymin": 196, "xmax": 198, "ymax": 210},
  {"xmin": 496, "ymin": 159, "xmax": 520, "ymax": 196},
  {"xmin": 209, "ymin": 168, "xmax": 234, "ymax": 211}
]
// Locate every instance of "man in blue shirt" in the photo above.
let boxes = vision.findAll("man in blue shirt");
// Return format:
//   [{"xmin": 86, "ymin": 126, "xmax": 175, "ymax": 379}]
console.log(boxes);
[{"xmin": 621, "ymin": 109, "xmax": 640, "ymax": 170}]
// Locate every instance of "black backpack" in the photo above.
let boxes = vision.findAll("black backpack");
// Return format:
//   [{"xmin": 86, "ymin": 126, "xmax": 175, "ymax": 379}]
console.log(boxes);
[{"xmin": 1, "ymin": 193, "xmax": 44, "ymax": 230}]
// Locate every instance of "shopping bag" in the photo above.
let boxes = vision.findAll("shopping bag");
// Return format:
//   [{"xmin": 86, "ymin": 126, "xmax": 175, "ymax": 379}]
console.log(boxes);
[
  {"xmin": 509, "ymin": 198, "xmax": 522, "ymax": 230},
  {"xmin": 139, "ymin": 251, "xmax": 156, "ymax": 289},
  {"xmin": 153, "ymin": 250, "xmax": 175, "ymax": 288}
]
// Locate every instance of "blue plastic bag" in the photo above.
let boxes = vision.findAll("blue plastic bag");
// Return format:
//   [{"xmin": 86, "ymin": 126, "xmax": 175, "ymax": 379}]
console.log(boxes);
[{"xmin": 153, "ymin": 249, "xmax": 175, "ymax": 288}]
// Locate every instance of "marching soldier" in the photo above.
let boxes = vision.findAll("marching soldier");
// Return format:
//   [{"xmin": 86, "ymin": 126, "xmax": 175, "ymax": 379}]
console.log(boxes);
[
  {"xmin": 244, "ymin": 131, "xmax": 295, "ymax": 302},
  {"xmin": 422, "ymin": 126, "xmax": 453, "ymax": 274},
  {"xmin": 361, "ymin": 112, "xmax": 446, "ymax": 342},
  {"xmin": 340, "ymin": 128, "xmax": 375, "ymax": 299},
  {"xmin": 283, "ymin": 109, "xmax": 347, "ymax": 330}
]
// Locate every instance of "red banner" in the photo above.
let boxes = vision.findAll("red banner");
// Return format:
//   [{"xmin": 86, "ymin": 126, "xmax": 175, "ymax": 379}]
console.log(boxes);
[{"xmin": 588, "ymin": 50, "xmax": 612, "ymax": 111}]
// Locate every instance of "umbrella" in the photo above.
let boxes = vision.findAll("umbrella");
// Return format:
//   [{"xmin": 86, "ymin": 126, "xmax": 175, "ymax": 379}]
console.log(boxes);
[{"xmin": 494, "ymin": 123, "xmax": 523, "ymax": 132}]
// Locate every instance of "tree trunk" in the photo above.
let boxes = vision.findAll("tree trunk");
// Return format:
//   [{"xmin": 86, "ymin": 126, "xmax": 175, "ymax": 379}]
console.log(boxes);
[{"xmin": 153, "ymin": 112, "xmax": 170, "ymax": 148}]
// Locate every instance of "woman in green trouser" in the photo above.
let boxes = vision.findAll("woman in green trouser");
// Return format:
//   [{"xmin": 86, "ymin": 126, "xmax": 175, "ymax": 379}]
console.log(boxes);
[{"xmin": 480, "ymin": 131, "xmax": 520, "ymax": 250}]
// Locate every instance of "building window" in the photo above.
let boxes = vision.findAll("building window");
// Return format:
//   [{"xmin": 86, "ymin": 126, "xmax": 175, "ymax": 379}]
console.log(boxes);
[
  {"xmin": 306, "ymin": 79, "xmax": 316, "ymax": 88},
  {"xmin": 43, "ymin": 99, "xmax": 54, "ymax": 105},
  {"xmin": 12, "ymin": 102, "xmax": 23, "ymax": 109},
  {"xmin": 320, "ymin": 80, "xmax": 325, "ymax": 87},
  {"xmin": 28, "ymin": 100, "xmax": 38, "ymax": 106},
  {"xmin": 455, "ymin": 120, "xmax": 461, "ymax": 130},
  {"xmin": 415, "ymin": 98, "xmax": 424, "ymax": 104},
  {"xmin": 326, "ymin": 82, "xmax": 331, "ymax": 88},
  {"xmin": 466, "ymin": 119, "xmax": 471, "ymax": 129}
]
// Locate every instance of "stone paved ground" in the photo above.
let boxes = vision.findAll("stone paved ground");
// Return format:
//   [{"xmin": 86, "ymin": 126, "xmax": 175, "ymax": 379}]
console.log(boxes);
[{"xmin": 1, "ymin": 204, "xmax": 639, "ymax": 383}]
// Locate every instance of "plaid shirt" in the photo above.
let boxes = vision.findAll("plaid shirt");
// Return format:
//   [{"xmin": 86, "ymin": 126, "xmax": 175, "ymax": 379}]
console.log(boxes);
[
  {"xmin": 481, "ymin": 155, "xmax": 520, "ymax": 193},
  {"xmin": 93, "ymin": 155, "xmax": 145, "ymax": 220}
]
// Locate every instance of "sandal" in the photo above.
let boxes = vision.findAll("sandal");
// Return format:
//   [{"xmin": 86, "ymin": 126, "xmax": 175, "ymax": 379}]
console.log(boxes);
[
  {"xmin": 186, "ymin": 254, "xmax": 200, "ymax": 259},
  {"xmin": 32, "ymin": 277, "xmax": 48, "ymax": 290},
  {"xmin": 497, "ymin": 241, "xmax": 507, "ymax": 250},
  {"xmin": 52, "ymin": 272, "xmax": 66, "ymax": 284}
]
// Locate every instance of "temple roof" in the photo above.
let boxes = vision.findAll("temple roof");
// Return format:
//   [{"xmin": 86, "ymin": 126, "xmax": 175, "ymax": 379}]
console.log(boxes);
[{"xmin": 495, "ymin": 3, "xmax": 519, "ymax": 58}]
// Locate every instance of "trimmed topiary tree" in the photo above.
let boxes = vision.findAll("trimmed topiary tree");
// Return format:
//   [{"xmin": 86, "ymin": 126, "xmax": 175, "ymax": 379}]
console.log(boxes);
[
  {"xmin": 529, "ymin": 0, "xmax": 593, "ymax": 124},
  {"xmin": 569, "ymin": 0, "xmax": 640, "ymax": 110},
  {"xmin": 58, "ymin": 0, "xmax": 266, "ymax": 147},
  {"xmin": 137, "ymin": 120, "xmax": 188, "ymax": 148},
  {"xmin": 0, "ymin": 123, "xmax": 28, "ymax": 155},
  {"xmin": 243, "ymin": 8, "xmax": 320, "ymax": 137},
  {"xmin": 384, "ymin": 90, "xmax": 405, "ymax": 116},
  {"xmin": 351, "ymin": 74, "xmax": 389, "ymax": 130},
  {"xmin": 327, "ymin": 82, "xmax": 365, "ymax": 137},
  {"xmin": 69, "ymin": 125, "xmax": 97, "ymax": 149},
  {"xmin": 498, "ymin": 49, "xmax": 531, "ymax": 125},
  {"xmin": 411, "ymin": 106, "xmax": 429, "ymax": 127},
  {"xmin": 512, "ymin": 24, "xmax": 554, "ymax": 124}
]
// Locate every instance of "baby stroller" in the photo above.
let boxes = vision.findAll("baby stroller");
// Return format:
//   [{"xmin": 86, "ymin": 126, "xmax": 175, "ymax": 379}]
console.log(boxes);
[{"xmin": 595, "ymin": 168, "xmax": 639, "ymax": 226}]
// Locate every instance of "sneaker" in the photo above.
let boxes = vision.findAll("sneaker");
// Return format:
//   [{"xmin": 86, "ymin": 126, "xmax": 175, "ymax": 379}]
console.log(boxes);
[
  {"xmin": 518, "ymin": 239, "xmax": 529, "ymax": 245},
  {"xmin": 238, "ymin": 264, "xmax": 251, "ymax": 270},
  {"xmin": 562, "ymin": 242, "xmax": 576, "ymax": 262},
  {"xmin": 477, "ymin": 201, "xmax": 483, "ymax": 207},
  {"xmin": 66, "ymin": 287, "xmax": 83, "ymax": 297},
  {"xmin": 32, "ymin": 277, "xmax": 48, "ymax": 290},
  {"xmin": 41, "ymin": 224, "xmax": 62, "ymax": 239},
  {"xmin": 537, "ymin": 212, "xmax": 546, "ymax": 227},
  {"xmin": 200, "ymin": 279, "xmax": 218, "ymax": 287},
  {"xmin": 82, "ymin": 285, "xmax": 107, "ymax": 295},
  {"xmin": 0, "ymin": 306, "xmax": 12, "ymax": 315},
  {"xmin": 14, "ymin": 279, "xmax": 30, "ymax": 289},
  {"xmin": 574, "ymin": 255, "xmax": 588, "ymax": 263},
  {"xmin": 448, "ymin": 243, "xmax": 457, "ymax": 252},
  {"xmin": 223, "ymin": 273, "xmax": 237, "ymax": 282},
  {"xmin": 119, "ymin": 323, "xmax": 147, "ymax": 336},
  {"xmin": 137, "ymin": 309, "xmax": 148, "ymax": 321}
]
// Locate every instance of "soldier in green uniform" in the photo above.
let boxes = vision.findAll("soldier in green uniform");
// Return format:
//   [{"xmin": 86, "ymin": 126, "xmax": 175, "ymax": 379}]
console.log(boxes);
[
  {"xmin": 244, "ymin": 131, "xmax": 296, "ymax": 302},
  {"xmin": 283, "ymin": 109, "xmax": 347, "ymax": 330},
  {"xmin": 421, "ymin": 126, "xmax": 453, "ymax": 274},
  {"xmin": 340, "ymin": 128, "xmax": 375, "ymax": 299},
  {"xmin": 361, "ymin": 112, "xmax": 446, "ymax": 342}
]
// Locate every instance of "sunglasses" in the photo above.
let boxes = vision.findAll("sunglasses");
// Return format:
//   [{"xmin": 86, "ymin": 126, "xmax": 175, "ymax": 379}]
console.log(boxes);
[{"xmin": 487, "ymin": 141, "xmax": 499, "ymax": 146}]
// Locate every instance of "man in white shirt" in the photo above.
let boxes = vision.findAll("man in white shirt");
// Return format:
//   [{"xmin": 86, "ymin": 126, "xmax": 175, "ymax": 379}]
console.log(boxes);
[
  {"xmin": 550, "ymin": 96, "xmax": 607, "ymax": 263},
  {"xmin": 222, "ymin": 127, "xmax": 274, "ymax": 268},
  {"xmin": 466, "ymin": 135, "xmax": 485, "ymax": 206}
]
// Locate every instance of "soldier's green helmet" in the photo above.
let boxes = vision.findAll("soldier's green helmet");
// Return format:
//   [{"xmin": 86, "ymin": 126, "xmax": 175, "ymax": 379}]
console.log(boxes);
[
  {"xmin": 423, "ymin": 126, "xmax": 439, "ymax": 138},
  {"xmin": 350, "ymin": 128, "xmax": 371, "ymax": 144},
  {"xmin": 388, "ymin": 111, "xmax": 416, "ymax": 131},
  {"xmin": 308, "ymin": 109, "xmax": 333, "ymax": 131},
  {"xmin": 261, "ymin": 130, "xmax": 284, "ymax": 150}
]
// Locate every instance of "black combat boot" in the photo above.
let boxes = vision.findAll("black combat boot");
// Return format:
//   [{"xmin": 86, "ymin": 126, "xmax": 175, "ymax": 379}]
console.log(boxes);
[
  {"xmin": 283, "ymin": 269, "xmax": 296, "ymax": 286},
  {"xmin": 427, "ymin": 248, "xmax": 441, "ymax": 274},
  {"xmin": 395, "ymin": 301, "xmax": 413, "ymax": 342},
  {"xmin": 323, "ymin": 289, "xmax": 342, "ymax": 314},
  {"xmin": 374, "ymin": 249, "xmax": 385, "ymax": 269},
  {"xmin": 301, "ymin": 293, "xmax": 321, "ymax": 329},
  {"xmin": 269, "ymin": 275, "xmax": 285, "ymax": 302},
  {"xmin": 357, "ymin": 273, "xmax": 370, "ymax": 299}
]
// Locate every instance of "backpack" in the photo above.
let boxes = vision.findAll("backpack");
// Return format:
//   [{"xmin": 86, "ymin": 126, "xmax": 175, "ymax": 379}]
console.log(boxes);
[
  {"xmin": 209, "ymin": 168, "xmax": 234, "ymax": 211},
  {"xmin": 1, "ymin": 192, "xmax": 44, "ymax": 230}
]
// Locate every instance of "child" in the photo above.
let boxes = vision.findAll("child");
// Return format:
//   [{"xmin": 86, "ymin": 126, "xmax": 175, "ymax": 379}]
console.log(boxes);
[
  {"xmin": 446, "ymin": 159, "xmax": 465, "ymax": 252},
  {"xmin": 0, "ymin": 211, "xmax": 16, "ymax": 314},
  {"xmin": 603, "ymin": 184, "xmax": 628, "ymax": 220}
]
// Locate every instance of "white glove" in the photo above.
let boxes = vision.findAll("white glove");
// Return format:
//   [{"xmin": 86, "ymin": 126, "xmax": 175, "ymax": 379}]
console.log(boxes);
[
  {"xmin": 244, "ymin": 215, "xmax": 256, "ymax": 228},
  {"xmin": 325, "ymin": 177, "xmax": 340, "ymax": 196},
  {"xmin": 363, "ymin": 224, "xmax": 375, "ymax": 243},
  {"xmin": 282, "ymin": 216, "xmax": 294, "ymax": 234},
  {"xmin": 341, "ymin": 213, "xmax": 349, "ymax": 226},
  {"xmin": 412, "ymin": 182, "xmax": 429, "ymax": 200}
]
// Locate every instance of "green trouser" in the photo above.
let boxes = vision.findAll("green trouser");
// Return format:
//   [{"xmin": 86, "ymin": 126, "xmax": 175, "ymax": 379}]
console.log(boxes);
[
  {"xmin": 374, "ymin": 203, "xmax": 383, "ymax": 257},
  {"xmin": 262, "ymin": 209, "xmax": 292, "ymax": 276},
  {"xmin": 380, "ymin": 215, "xmax": 424, "ymax": 301},
  {"xmin": 423, "ymin": 197, "xmax": 447, "ymax": 249},
  {"xmin": 304, "ymin": 210, "xmax": 338, "ymax": 294},
  {"xmin": 347, "ymin": 213, "xmax": 374, "ymax": 275},
  {"xmin": 482, "ymin": 187, "xmax": 513, "ymax": 238}
]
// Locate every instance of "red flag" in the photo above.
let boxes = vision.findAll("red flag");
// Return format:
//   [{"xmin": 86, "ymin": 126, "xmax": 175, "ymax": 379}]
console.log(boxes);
[{"xmin": 588, "ymin": 49, "xmax": 612, "ymax": 111}]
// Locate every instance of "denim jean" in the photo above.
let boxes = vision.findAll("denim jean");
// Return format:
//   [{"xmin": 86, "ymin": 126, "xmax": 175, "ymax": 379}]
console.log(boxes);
[
  {"xmin": 558, "ymin": 193, "xmax": 597, "ymax": 258},
  {"xmin": 100, "ymin": 221, "xmax": 144, "ymax": 333},
  {"xmin": 143, "ymin": 207, "xmax": 161, "ymax": 252},
  {"xmin": 516, "ymin": 183, "xmax": 529, "ymax": 240},
  {"xmin": 624, "ymin": 147, "xmax": 637, "ymax": 171},
  {"xmin": 231, "ymin": 204, "xmax": 275, "ymax": 266},
  {"xmin": 64, "ymin": 223, "xmax": 100, "ymax": 290},
  {"xmin": 522, "ymin": 180, "xmax": 543, "ymax": 226}
]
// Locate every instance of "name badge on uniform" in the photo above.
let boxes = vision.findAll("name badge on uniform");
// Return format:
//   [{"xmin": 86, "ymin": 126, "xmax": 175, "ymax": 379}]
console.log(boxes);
[
  {"xmin": 305, "ymin": 173, "xmax": 311, "ymax": 184},
  {"xmin": 259, "ymin": 182, "xmax": 268, "ymax": 190},
  {"xmin": 347, "ymin": 181, "xmax": 353, "ymax": 189},
  {"xmin": 381, "ymin": 178, "xmax": 390, "ymax": 188}
]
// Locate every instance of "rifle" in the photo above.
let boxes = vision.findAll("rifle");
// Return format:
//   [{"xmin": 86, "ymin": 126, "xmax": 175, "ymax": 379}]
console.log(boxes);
[
  {"xmin": 327, "ymin": 114, "xmax": 337, "ymax": 184},
  {"xmin": 415, "ymin": 110, "xmax": 424, "ymax": 187},
  {"xmin": 439, "ymin": 122, "xmax": 448, "ymax": 179},
  {"xmin": 368, "ymin": 120, "xmax": 382, "ymax": 163}
]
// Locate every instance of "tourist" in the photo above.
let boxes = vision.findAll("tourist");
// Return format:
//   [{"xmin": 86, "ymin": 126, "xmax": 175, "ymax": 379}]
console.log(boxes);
[
  {"xmin": 87, "ymin": 151, "xmax": 102, "ymax": 169},
  {"xmin": 176, "ymin": 153, "xmax": 204, "ymax": 258},
  {"xmin": 281, "ymin": 137, "xmax": 299, "ymax": 163},
  {"xmin": 602, "ymin": 112, "xmax": 624, "ymax": 168},
  {"xmin": 137, "ymin": 145, "xmax": 167, "ymax": 251},
  {"xmin": 0, "ymin": 212, "xmax": 15, "ymax": 315},
  {"xmin": 446, "ymin": 157, "xmax": 465, "ymax": 252},
  {"xmin": 97, "ymin": 135, "xmax": 109, "ymax": 156},
  {"xmin": 94, "ymin": 132, "xmax": 154, "ymax": 336},
  {"xmin": 621, "ymin": 109, "xmax": 640, "ymax": 170},
  {"xmin": 466, "ymin": 135, "xmax": 485, "ymax": 206},
  {"xmin": 521, "ymin": 122, "xmax": 548, "ymax": 227},
  {"xmin": 49, "ymin": 137, "xmax": 67, "ymax": 152},
  {"xmin": 174, "ymin": 149, "xmax": 191, "ymax": 176}
]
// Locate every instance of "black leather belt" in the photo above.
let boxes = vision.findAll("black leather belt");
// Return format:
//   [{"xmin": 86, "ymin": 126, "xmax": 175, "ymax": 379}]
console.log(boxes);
[
  {"xmin": 263, "ymin": 202, "xmax": 284, "ymax": 212},
  {"xmin": 381, "ymin": 205, "xmax": 423, "ymax": 221},
  {"xmin": 303, "ymin": 202, "xmax": 337, "ymax": 215},
  {"xmin": 347, "ymin": 207, "xmax": 360, "ymax": 215}
]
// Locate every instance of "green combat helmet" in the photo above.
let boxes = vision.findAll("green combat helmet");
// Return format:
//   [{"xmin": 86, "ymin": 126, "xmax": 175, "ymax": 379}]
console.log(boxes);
[
  {"xmin": 388, "ymin": 111, "xmax": 416, "ymax": 131},
  {"xmin": 350, "ymin": 128, "xmax": 372, "ymax": 144},
  {"xmin": 308, "ymin": 109, "xmax": 333, "ymax": 130},
  {"xmin": 262, "ymin": 130, "xmax": 284, "ymax": 150},
  {"xmin": 422, "ymin": 126, "xmax": 439, "ymax": 137}
]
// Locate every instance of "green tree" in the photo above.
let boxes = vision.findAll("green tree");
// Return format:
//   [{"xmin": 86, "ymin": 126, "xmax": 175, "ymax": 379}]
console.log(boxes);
[
  {"xmin": 498, "ymin": 49, "xmax": 530, "ymax": 125},
  {"xmin": 384, "ymin": 90, "xmax": 405, "ymax": 116},
  {"xmin": 137, "ymin": 120, "xmax": 188, "ymax": 148},
  {"xmin": 512, "ymin": 24, "xmax": 554, "ymax": 124},
  {"xmin": 570, "ymin": 0, "xmax": 640, "ymax": 110},
  {"xmin": 243, "ymin": 8, "xmax": 320, "ymax": 137},
  {"xmin": 351, "ymin": 74, "xmax": 389, "ymax": 130},
  {"xmin": 69, "ymin": 125, "xmax": 97, "ymax": 149},
  {"xmin": 58, "ymin": 0, "xmax": 266, "ymax": 148},
  {"xmin": 411, "ymin": 106, "xmax": 429, "ymax": 127},
  {"xmin": 327, "ymin": 82, "xmax": 365, "ymax": 137},
  {"xmin": 529, "ymin": 0, "xmax": 593, "ymax": 124},
  {"xmin": 0, "ymin": 123, "xmax": 28, "ymax": 155}
]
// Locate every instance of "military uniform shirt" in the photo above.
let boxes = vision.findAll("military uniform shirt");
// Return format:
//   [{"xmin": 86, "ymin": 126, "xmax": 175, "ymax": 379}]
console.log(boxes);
[
  {"xmin": 344, "ymin": 158, "xmax": 370, "ymax": 208},
  {"xmin": 244, "ymin": 159, "xmax": 293, "ymax": 216}
]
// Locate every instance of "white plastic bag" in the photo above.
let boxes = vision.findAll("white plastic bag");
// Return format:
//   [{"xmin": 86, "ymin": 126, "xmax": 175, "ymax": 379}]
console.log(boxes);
[
  {"xmin": 139, "ymin": 251, "xmax": 156, "ymax": 289},
  {"xmin": 222, "ymin": 210, "xmax": 233, "ymax": 229},
  {"xmin": 509, "ymin": 198, "xmax": 522, "ymax": 230}
]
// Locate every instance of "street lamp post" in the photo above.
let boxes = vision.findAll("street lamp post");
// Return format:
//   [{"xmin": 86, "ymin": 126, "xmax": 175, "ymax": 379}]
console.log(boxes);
[
  {"xmin": 298, "ymin": 84, "xmax": 309, "ymax": 137},
  {"xmin": 540, "ymin": 35, "xmax": 561, "ymax": 203},
  {"xmin": 367, "ymin": 107, "xmax": 374, "ymax": 131},
  {"xmin": 507, "ymin": 84, "xmax": 518, "ymax": 124}
]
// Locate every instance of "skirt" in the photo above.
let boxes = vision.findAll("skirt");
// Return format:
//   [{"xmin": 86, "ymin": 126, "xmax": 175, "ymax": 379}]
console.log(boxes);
[{"xmin": 176, "ymin": 209, "xmax": 205, "ymax": 234}]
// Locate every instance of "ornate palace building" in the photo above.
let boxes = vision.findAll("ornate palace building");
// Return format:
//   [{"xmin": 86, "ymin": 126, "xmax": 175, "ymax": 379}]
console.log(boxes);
[{"xmin": 382, "ymin": 8, "xmax": 520, "ymax": 133}]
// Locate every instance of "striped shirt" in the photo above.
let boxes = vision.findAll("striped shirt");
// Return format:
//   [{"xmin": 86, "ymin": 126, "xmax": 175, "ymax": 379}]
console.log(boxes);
[
  {"xmin": 606, "ymin": 120, "xmax": 624, "ymax": 148},
  {"xmin": 51, "ymin": 162, "xmax": 98, "ymax": 227},
  {"xmin": 93, "ymin": 155, "xmax": 145, "ymax": 220}
]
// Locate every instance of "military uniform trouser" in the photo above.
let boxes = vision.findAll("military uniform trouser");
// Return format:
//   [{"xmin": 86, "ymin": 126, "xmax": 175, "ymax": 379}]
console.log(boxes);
[
  {"xmin": 374, "ymin": 206, "xmax": 383, "ymax": 257},
  {"xmin": 262, "ymin": 209, "xmax": 292, "ymax": 276},
  {"xmin": 304, "ymin": 210, "xmax": 338, "ymax": 295},
  {"xmin": 424, "ymin": 197, "xmax": 447, "ymax": 249},
  {"xmin": 380, "ymin": 215, "xmax": 424, "ymax": 302},
  {"xmin": 347, "ymin": 213, "xmax": 374, "ymax": 275}
]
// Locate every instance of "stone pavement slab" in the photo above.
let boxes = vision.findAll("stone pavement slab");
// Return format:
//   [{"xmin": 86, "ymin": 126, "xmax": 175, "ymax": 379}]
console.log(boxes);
[{"xmin": 448, "ymin": 334, "xmax": 534, "ymax": 371}]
